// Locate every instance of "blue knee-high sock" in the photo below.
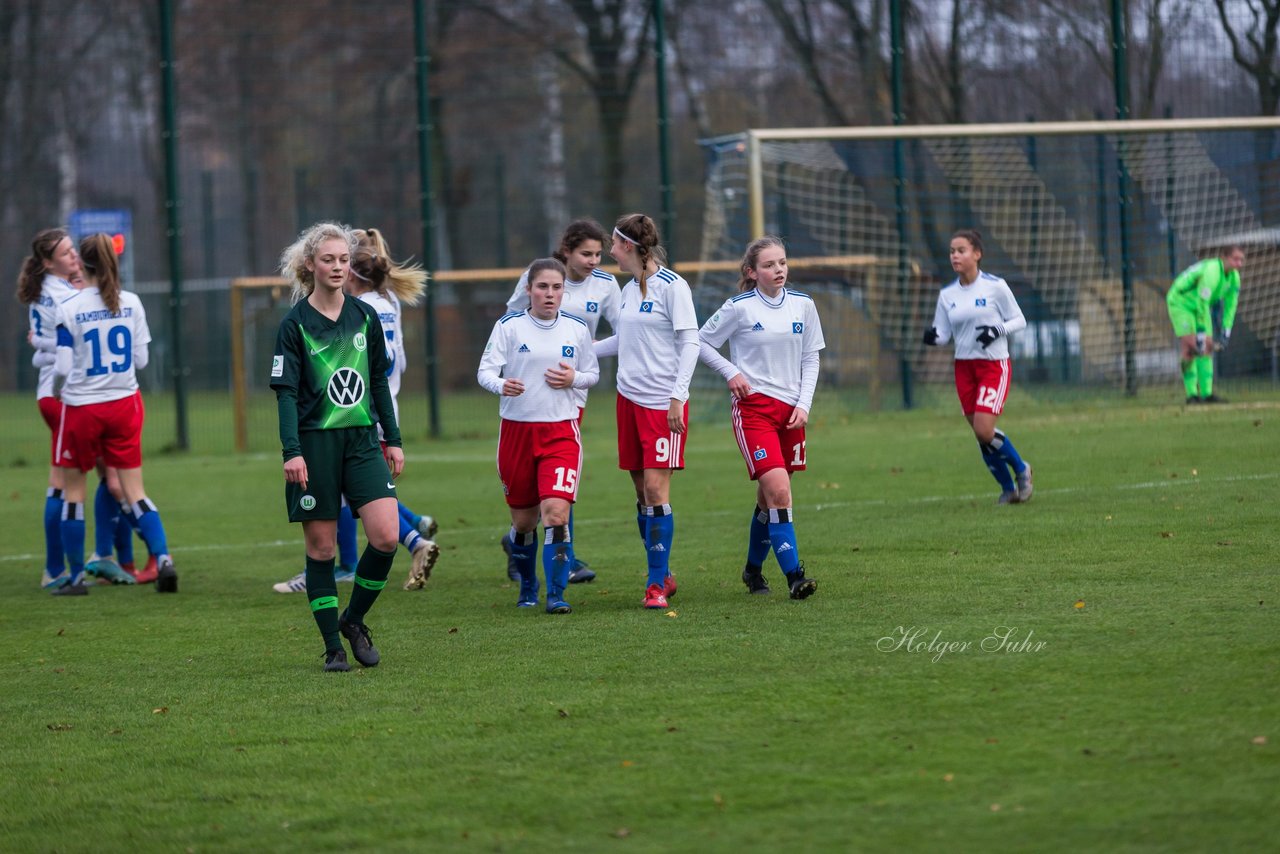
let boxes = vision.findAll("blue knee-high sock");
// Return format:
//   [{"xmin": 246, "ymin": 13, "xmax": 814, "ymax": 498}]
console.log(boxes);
[
  {"xmin": 990, "ymin": 429, "xmax": 1027, "ymax": 475},
  {"xmin": 114, "ymin": 510, "xmax": 135, "ymax": 565},
  {"xmin": 131, "ymin": 498, "xmax": 170, "ymax": 559},
  {"xmin": 979, "ymin": 443, "xmax": 1016, "ymax": 492},
  {"xmin": 543, "ymin": 524, "xmax": 572, "ymax": 597},
  {"xmin": 60, "ymin": 502, "xmax": 86, "ymax": 583},
  {"xmin": 643, "ymin": 504, "xmax": 674, "ymax": 587},
  {"xmin": 398, "ymin": 502, "xmax": 422, "ymax": 529},
  {"xmin": 118, "ymin": 502, "xmax": 143, "ymax": 561},
  {"xmin": 399, "ymin": 515, "xmax": 424, "ymax": 553},
  {"xmin": 568, "ymin": 507, "xmax": 577, "ymax": 555},
  {"xmin": 746, "ymin": 505, "xmax": 771, "ymax": 569},
  {"xmin": 767, "ymin": 507, "xmax": 801, "ymax": 575},
  {"xmin": 511, "ymin": 528, "xmax": 538, "ymax": 595},
  {"xmin": 337, "ymin": 504, "xmax": 358, "ymax": 571},
  {"xmin": 93, "ymin": 481, "xmax": 117, "ymax": 559},
  {"xmin": 44, "ymin": 488, "xmax": 65, "ymax": 574}
]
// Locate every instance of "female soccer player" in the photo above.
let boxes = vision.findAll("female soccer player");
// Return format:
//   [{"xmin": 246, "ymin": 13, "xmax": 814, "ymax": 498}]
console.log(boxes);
[
  {"xmin": 478, "ymin": 258, "xmax": 599, "ymax": 614},
  {"xmin": 593, "ymin": 213, "xmax": 698, "ymax": 610},
  {"xmin": 51, "ymin": 233, "xmax": 176, "ymax": 594},
  {"xmin": 923, "ymin": 229, "xmax": 1033, "ymax": 504},
  {"xmin": 698, "ymin": 236, "xmax": 823, "ymax": 598},
  {"xmin": 499, "ymin": 219, "xmax": 620, "ymax": 584},
  {"xmin": 272, "ymin": 223, "xmax": 404, "ymax": 671},
  {"xmin": 1166, "ymin": 245, "xmax": 1244, "ymax": 404}
]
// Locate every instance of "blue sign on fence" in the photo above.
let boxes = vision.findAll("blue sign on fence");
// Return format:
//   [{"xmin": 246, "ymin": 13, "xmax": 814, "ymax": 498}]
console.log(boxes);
[{"xmin": 68, "ymin": 208, "xmax": 134, "ymax": 286}]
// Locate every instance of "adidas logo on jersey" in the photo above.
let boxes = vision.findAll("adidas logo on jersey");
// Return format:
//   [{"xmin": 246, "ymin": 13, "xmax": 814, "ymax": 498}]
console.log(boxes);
[
  {"xmin": 518, "ymin": 344, "xmax": 530, "ymax": 353},
  {"xmin": 648, "ymin": 543, "xmax": 667, "ymax": 552},
  {"xmin": 751, "ymin": 322, "xmax": 765, "ymax": 332}
]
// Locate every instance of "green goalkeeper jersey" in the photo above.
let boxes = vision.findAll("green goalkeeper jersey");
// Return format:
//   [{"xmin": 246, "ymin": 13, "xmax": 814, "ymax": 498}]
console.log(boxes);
[
  {"xmin": 270, "ymin": 295, "xmax": 400, "ymax": 460},
  {"xmin": 1167, "ymin": 258, "xmax": 1240, "ymax": 335}
]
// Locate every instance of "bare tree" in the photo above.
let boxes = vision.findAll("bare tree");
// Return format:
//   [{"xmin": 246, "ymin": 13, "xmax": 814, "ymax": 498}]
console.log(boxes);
[{"xmin": 1213, "ymin": 0, "xmax": 1280, "ymax": 116}]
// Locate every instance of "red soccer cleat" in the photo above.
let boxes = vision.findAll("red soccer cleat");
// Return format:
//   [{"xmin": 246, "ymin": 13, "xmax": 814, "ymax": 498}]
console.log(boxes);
[
  {"xmin": 644, "ymin": 584, "xmax": 669, "ymax": 610},
  {"xmin": 662, "ymin": 573, "xmax": 677, "ymax": 599},
  {"xmin": 132, "ymin": 555, "xmax": 159, "ymax": 584}
]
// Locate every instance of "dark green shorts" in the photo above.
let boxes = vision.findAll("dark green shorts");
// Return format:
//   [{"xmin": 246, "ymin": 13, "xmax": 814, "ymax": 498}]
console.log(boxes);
[{"xmin": 285, "ymin": 427, "xmax": 396, "ymax": 522}]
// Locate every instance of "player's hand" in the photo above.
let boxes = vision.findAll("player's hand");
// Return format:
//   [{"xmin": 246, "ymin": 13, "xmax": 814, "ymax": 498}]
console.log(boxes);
[
  {"xmin": 668, "ymin": 398, "xmax": 686, "ymax": 435},
  {"xmin": 1195, "ymin": 332, "xmax": 1207, "ymax": 354},
  {"xmin": 544, "ymin": 361, "xmax": 575, "ymax": 389},
  {"xmin": 922, "ymin": 327, "xmax": 939, "ymax": 346},
  {"xmin": 283, "ymin": 455, "xmax": 309, "ymax": 490},
  {"xmin": 384, "ymin": 445, "xmax": 404, "ymax": 480},
  {"xmin": 786, "ymin": 407, "xmax": 809, "ymax": 429},
  {"xmin": 976, "ymin": 324, "xmax": 1002, "ymax": 348},
  {"xmin": 726, "ymin": 372, "xmax": 751, "ymax": 400},
  {"xmin": 502, "ymin": 377, "xmax": 526, "ymax": 396}
]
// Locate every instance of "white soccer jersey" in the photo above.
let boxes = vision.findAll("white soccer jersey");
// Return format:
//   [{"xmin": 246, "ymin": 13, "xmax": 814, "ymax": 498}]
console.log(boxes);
[
  {"xmin": 615, "ymin": 267, "xmax": 699, "ymax": 409},
  {"xmin": 29, "ymin": 274, "xmax": 78, "ymax": 399},
  {"xmin": 54, "ymin": 287, "xmax": 151, "ymax": 406},
  {"xmin": 930, "ymin": 271, "xmax": 1027, "ymax": 361},
  {"xmin": 506, "ymin": 267, "xmax": 621, "ymax": 339},
  {"xmin": 478, "ymin": 310, "xmax": 599, "ymax": 423},
  {"xmin": 357, "ymin": 290, "xmax": 405, "ymax": 432},
  {"xmin": 700, "ymin": 288, "xmax": 826, "ymax": 408},
  {"xmin": 506, "ymin": 267, "xmax": 619, "ymax": 408}
]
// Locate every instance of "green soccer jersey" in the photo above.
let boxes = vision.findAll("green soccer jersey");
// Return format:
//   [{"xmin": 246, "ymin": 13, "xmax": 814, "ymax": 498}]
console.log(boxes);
[{"xmin": 271, "ymin": 295, "xmax": 400, "ymax": 460}]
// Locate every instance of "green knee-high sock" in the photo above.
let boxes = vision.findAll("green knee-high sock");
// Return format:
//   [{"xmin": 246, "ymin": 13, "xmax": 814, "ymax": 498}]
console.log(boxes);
[
  {"xmin": 1195, "ymin": 355, "xmax": 1214, "ymax": 397},
  {"xmin": 1181, "ymin": 359, "xmax": 1198, "ymax": 397},
  {"xmin": 344, "ymin": 544, "xmax": 395, "ymax": 624},
  {"xmin": 305, "ymin": 556, "xmax": 341, "ymax": 652}
]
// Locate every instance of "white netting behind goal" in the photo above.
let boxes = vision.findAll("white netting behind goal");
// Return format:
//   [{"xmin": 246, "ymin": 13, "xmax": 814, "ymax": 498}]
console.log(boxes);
[{"xmin": 698, "ymin": 121, "xmax": 1280, "ymax": 400}]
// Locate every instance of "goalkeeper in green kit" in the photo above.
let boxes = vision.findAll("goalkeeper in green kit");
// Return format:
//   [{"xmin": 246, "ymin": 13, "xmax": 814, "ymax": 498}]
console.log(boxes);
[{"xmin": 1166, "ymin": 244, "xmax": 1245, "ymax": 404}]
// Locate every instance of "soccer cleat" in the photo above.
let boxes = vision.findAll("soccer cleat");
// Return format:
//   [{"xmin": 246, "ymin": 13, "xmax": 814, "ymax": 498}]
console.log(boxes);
[
  {"xmin": 155, "ymin": 556, "xmax": 178, "ymax": 593},
  {"xmin": 516, "ymin": 578, "xmax": 539, "ymax": 608},
  {"xmin": 501, "ymin": 533, "xmax": 520, "ymax": 582},
  {"xmin": 404, "ymin": 540, "xmax": 440, "ymax": 590},
  {"xmin": 1202, "ymin": 393, "xmax": 1228, "ymax": 404},
  {"xmin": 273, "ymin": 572, "xmax": 307, "ymax": 594},
  {"xmin": 338, "ymin": 617, "xmax": 380, "ymax": 667},
  {"xmin": 1016, "ymin": 463, "xmax": 1034, "ymax": 503},
  {"xmin": 786, "ymin": 567, "xmax": 817, "ymax": 600},
  {"xmin": 334, "ymin": 567, "xmax": 356, "ymax": 583},
  {"xmin": 742, "ymin": 564, "xmax": 771, "ymax": 595},
  {"xmin": 568, "ymin": 558, "xmax": 596, "ymax": 584},
  {"xmin": 50, "ymin": 577, "xmax": 89, "ymax": 596},
  {"xmin": 1185, "ymin": 395, "xmax": 1202, "ymax": 405},
  {"xmin": 996, "ymin": 490, "xmax": 1020, "ymax": 505},
  {"xmin": 545, "ymin": 596, "xmax": 572, "ymax": 614},
  {"xmin": 324, "ymin": 648, "xmax": 350, "ymax": 672},
  {"xmin": 133, "ymin": 555, "xmax": 159, "ymax": 584},
  {"xmin": 86, "ymin": 557, "xmax": 136, "ymax": 585},
  {"xmin": 416, "ymin": 515, "xmax": 439, "ymax": 538},
  {"xmin": 662, "ymin": 573, "xmax": 677, "ymax": 599},
  {"xmin": 644, "ymin": 584, "xmax": 669, "ymax": 610},
  {"xmin": 42, "ymin": 569, "xmax": 68, "ymax": 590}
]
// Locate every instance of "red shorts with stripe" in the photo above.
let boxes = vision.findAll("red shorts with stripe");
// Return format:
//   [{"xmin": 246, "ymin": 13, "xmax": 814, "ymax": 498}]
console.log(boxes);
[
  {"xmin": 731, "ymin": 393, "xmax": 806, "ymax": 479},
  {"xmin": 56, "ymin": 391, "xmax": 144, "ymax": 472},
  {"xmin": 954, "ymin": 358, "xmax": 1011, "ymax": 415},
  {"xmin": 616, "ymin": 394, "xmax": 686, "ymax": 471},
  {"xmin": 496, "ymin": 418, "xmax": 583, "ymax": 508},
  {"xmin": 38, "ymin": 397, "xmax": 63, "ymax": 465}
]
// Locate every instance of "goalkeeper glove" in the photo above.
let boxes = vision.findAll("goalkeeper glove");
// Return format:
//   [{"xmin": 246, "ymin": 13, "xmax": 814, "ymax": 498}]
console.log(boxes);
[
  {"xmin": 976, "ymin": 324, "xmax": 1003, "ymax": 348},
  {"xmin": 922, "ymin": 327, "xmax": 939, "ymax": 346},
  {"xmin": 1195, "ymin": 332, "xmax": 1206, "ymax": 354}
]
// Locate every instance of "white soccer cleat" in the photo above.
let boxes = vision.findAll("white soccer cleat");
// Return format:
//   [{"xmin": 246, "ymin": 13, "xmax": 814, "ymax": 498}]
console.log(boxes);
[
  {"xmin": 1016, "ymin": 463, "xmax": 1034, "ymax": 503},
  {"xmin": 404, "ymin": 540, "xmax": 440, "ymax": 590},
  {"xmin": 416, "ymin": 515, "xmax": 438, "ymax": 539},
  {"xmin": 273, "ymin": 571, "xmax": 307, "ymax": 594}
]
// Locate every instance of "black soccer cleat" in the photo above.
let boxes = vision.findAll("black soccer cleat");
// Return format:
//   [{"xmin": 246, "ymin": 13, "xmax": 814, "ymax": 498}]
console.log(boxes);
[
  {"xmin": 155, "ymin": 557, "xmax": 178, "ymax": 593},
  {"xmin": 786, "ymin": 564, "xmax": 817, "ymax": 600},
  {"xmin": 742, "ymin": 564, "xmax": 771, "ymax": 595},
  {"xmin": 501, "ymin": 533, "xmax": 520, "ymax": 582},
  {"xmin": 339, "ymin": 616, "xmax": 380, "ymax": 667},
  {"xmin": 50, "ymin": 578, "xmax": 89, "ymax": 597},
  {"xmin": 1202, "ymin": 393, "xmax": 1228, "ymax": 404},
  {"xmin": 324, "ymin": 648, "xmax": 350, "ymax": 672},
  {"xmin": 568, "ymin": 559, "xmax": 596, "ymax": 584}
]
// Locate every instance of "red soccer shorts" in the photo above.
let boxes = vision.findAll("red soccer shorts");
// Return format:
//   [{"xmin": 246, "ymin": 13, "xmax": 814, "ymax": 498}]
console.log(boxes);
[
  {"xmin": 496, "ymin": 418, "xmax": 583, "ymax": 508},
  {"xmin": 954, "ymin": 358, "xmax": 1011, "ymax": 415},
  {"xmin": 731, "ymin": 393, "xmax": 807, "ymax": 479},
  {"xmin": 38, "ymin": 396, "xmax": 64, "ymax": 465},
  {"xmin": 616, "ymin": 394, "xmax": 686, "ymax": 471},
  {"xmin": 56, "ymin": 391, "xmax": 144, "ymax": 472}
]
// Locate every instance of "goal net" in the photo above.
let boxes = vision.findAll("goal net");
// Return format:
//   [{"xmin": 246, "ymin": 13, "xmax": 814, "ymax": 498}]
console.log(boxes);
[{"xmin": 698, "ymin": 118, "xmax": 1280, "ymax": 403}]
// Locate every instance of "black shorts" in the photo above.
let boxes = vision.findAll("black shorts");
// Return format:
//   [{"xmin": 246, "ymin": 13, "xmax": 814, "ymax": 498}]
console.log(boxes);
[{"xmin": 285, "ymin": 426, "xmax": 396, "ymax": 522}]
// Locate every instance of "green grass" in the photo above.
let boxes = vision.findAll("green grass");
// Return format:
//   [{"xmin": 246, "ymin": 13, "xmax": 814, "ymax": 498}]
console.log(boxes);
[{"xmin": 2, "ymin": 390, "xmax": 1278, "ymax": 851}]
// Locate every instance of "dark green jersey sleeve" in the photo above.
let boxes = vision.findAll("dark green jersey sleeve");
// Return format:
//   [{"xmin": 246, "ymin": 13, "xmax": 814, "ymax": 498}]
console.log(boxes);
[{"xmin": 271, "ymin": 316, "xmax": 304, "ymax": 460}]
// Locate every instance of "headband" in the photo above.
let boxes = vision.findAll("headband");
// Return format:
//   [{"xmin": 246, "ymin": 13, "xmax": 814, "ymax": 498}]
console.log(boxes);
[
  {"xmin": 613, "ymin": 227, "xmax": 640, "ymax": 246},
  {"xmin": 350, "ymin": 267, "xmax": 371, "ymax": 283}
]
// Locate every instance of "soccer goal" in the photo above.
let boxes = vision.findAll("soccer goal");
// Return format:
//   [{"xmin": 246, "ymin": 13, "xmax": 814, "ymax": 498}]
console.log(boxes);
[{"xmin": 699, "ymin": 117, "xmax": 1280, "ymax": 400}]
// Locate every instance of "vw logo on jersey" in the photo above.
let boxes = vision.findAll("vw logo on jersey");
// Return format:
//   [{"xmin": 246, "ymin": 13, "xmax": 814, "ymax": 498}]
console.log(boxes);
[
  {"xmin": 586, "ymin": 301, "xmax": 599, "ymax": 313},
  {"xmin": 975, "ymin": 298, "xmax": 987, "ymax": 307},
  {"xmin": 639, "ymin": 301, "xmax": 654, "ymax": 313},
  {"xmin": 792, "ymin": 322, "xmax": 804, "ymax": 334},
  {"xmin": 327, "ymin": 367, "xmax": 366, "ymax": 408}
]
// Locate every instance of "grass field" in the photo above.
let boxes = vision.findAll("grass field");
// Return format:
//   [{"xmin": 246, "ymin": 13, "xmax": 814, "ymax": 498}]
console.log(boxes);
[{"xmin": 1, "ymin": 389, "xmax": 1277, "ymax": 851}]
